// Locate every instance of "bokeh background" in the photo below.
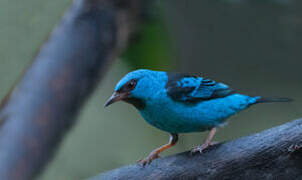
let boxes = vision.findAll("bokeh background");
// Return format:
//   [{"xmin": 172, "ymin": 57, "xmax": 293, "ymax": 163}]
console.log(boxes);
[{"xmin": 0, "ymin": 0, "xmax": 301, "ymax": 179}]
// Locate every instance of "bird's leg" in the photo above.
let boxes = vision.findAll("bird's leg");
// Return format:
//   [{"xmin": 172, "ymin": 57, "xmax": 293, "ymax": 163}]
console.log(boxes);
[
  {"xmin": 191, "ymin": 127, "xmax": 217, "ymax": 154},
  {"xmin": 137, "ymin": 133, "xmax": 178, "ymax": 166}
]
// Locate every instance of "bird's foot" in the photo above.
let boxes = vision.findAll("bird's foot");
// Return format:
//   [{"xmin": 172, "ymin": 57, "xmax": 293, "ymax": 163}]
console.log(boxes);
[
  {"xmin": 191, "ymin": 141, "xmax": 218, "ymax": 154},
  {"xmin": 137, "ymin": 152, "xmax": 160, "ymax": 167}
]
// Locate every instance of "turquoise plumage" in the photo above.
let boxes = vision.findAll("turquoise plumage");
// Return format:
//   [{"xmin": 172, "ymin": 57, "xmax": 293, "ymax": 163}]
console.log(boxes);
[{"xmin": 105, "ymin": 69, "xmax": 292, "ymax": 166}]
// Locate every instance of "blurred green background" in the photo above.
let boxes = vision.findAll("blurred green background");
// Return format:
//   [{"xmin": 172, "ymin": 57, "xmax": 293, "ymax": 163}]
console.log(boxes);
[{"xmin": 0, "ymin": 0, "xmax": 301, "ymax": 179}]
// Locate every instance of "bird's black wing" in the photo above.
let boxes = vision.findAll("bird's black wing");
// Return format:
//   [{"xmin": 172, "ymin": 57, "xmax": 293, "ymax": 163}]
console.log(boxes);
[{"xmin": 165, "ymin": 73, "xmax": 235, "ymax": 103}]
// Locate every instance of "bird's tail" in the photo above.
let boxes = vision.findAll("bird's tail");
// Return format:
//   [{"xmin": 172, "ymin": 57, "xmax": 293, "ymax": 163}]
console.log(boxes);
[{"xmin": 255, "ymin": 97, "xmax": 293, "ymax": 104}]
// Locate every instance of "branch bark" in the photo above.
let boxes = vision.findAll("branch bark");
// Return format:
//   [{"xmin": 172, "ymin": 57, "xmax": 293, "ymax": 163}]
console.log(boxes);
[
  {"xmin": 92, "ymin": 118, "xmax": 302, "ymax": 180},
  {"xmin": 0, "ymin": 0, "xmax": 144, "ymax": 179}
]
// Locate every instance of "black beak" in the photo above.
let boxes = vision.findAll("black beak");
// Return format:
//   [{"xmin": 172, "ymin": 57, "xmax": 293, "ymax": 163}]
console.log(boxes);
[{"xmin": 104, "ymin": 92, "xmax": 129, "ymax": 107}]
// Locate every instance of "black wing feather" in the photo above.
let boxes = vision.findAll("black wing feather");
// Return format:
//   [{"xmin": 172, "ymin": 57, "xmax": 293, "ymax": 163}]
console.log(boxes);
[{"xmin": 165, "ymin": 72, "xmax": 234, "ymax": 103}]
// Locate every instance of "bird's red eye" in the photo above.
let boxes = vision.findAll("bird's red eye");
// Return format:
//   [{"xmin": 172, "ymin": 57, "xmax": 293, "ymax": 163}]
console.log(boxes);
[{"xmin": 127, "ymin": 80, "xmax": 137, "ymax": 90}]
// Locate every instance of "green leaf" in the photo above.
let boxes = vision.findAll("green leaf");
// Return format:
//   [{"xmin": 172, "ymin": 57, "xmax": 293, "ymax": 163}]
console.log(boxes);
[{"xmin": 122, "ymin": 16, "xmax": 174, "ymax": 70}]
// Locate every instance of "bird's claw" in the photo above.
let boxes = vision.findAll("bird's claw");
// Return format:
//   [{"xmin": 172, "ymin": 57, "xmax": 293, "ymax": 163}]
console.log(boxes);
[
  {"xmin": 190, "ymin": 141, "xmax": 218, "ymax": 154},
  {"xmin": 137, "ymin": 152, "xmax": 160, "ymax": 167}
]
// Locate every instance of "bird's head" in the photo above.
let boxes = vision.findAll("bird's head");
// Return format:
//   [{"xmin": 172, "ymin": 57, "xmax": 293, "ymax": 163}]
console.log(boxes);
[{"xmin": 104, "ymin": 69, "xmax": 164, "ymax": 109}]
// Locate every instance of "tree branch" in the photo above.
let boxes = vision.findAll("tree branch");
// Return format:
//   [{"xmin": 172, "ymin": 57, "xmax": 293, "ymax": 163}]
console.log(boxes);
[
  {"xmin": 92, "ymin": 118, "xmax": 302, "ymax": 180},
  {"xmin": 0, "ymin": 0, "xmax": 144, "ymax": 179}
]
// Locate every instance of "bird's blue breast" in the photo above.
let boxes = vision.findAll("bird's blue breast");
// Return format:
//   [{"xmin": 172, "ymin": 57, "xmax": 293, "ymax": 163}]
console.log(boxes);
[{"xmin": 139, "ymin": 93, "xmax": 258, "ymax": 133}]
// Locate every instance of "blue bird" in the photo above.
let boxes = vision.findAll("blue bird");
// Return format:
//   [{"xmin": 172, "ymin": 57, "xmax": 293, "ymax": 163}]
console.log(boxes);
[{"xmin": 105, "ymin": 69, "xmax": 292, "ymax": 166}]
